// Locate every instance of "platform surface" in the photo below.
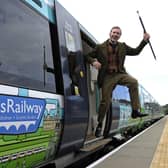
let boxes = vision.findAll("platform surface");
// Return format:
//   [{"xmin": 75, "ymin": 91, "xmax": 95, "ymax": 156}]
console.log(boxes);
[{"xmin": 87, "ymin": 116, "xmax": 167, "ymax": 168}]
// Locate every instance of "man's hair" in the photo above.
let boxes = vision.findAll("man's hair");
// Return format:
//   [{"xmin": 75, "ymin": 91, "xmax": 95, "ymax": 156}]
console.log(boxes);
[{"xmin": 110, "ymin": 26, "xmax": 122, "ymax": 34}]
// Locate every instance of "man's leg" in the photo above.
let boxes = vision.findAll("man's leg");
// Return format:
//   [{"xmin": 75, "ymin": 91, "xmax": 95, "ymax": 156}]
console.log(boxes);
[
  {"xmin": 118, "ymin": 73, "xmax": 148, "ymax": 118},
  {"xmin": 95, "ymin": 75, "xmax": 116, "ymax": 137}
]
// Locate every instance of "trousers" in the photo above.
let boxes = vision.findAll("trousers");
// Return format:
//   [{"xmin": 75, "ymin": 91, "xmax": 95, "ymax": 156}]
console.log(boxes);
[{"xmin": 97, "ymin": 72, "xmax": 140, "ymax": 124}]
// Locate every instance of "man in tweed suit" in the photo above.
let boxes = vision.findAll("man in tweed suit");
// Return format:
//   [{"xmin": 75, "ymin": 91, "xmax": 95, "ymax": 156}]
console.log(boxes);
[{"xmin": 85, "ymin": 26, "xmax": 150, "ymax": 137}]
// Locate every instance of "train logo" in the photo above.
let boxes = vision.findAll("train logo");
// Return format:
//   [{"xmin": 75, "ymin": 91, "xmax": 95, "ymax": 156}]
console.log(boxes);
[{"xmin": 0, "ymin": 95, "xmax": 46, "ymax": 134}]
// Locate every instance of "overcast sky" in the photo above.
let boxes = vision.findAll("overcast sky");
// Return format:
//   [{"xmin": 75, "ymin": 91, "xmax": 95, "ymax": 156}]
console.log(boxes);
[{"xmin": 57, "ymin": 0, "xmax": 168, "ymax": 105}]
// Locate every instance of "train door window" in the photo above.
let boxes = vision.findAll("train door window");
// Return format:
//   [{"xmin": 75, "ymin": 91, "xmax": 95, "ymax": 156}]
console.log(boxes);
[
  {"xmin": 64, "ymin": 30, "xmax": 81, "ymax": 95},
  {"xmin": 80, "ymin": 31, "xmax": 96, "ymax": 55},
  {"xmin": 80, "ymin": 30, "xmax": 98, "ymax": 93},
  {"xmin": 0, "ymin": 0, "xmax": 56, "ymax": 92}
]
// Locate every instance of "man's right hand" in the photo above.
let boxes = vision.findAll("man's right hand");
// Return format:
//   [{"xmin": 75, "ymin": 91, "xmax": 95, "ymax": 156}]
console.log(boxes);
[{"xmin": 92, "ymin": 60, "xmax": 101, "ymax": 69}]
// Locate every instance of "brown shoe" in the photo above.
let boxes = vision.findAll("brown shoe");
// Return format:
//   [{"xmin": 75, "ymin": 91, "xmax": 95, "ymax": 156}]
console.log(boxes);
[{"xmin": 131, "ymin": 110, "xmax": 148, "ymax": 119}]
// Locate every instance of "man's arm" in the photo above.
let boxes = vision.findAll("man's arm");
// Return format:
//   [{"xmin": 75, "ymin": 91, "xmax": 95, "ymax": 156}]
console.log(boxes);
[
  {"xmin": 84, "ymin": 46, "xmax": 102, "ymax": 69},
  {"xmin": 125, "ymin": 32, "xmax": 150, "ymax": 55}
]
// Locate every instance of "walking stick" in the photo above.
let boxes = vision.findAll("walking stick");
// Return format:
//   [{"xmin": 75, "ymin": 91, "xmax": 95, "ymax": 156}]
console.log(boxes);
[{"xmin": 137, "ymin": 11, "xmax": 157, "ymax": 60}]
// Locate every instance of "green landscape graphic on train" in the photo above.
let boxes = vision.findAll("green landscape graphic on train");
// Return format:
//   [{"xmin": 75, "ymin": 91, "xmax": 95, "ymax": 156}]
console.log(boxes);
[
  {"xmin": 23, "ymin": 0, "xmax": 55, "ymax": 23},
  {"xmin": 0, "ymin": 87, "xmax": 63, "ymax": 168}
]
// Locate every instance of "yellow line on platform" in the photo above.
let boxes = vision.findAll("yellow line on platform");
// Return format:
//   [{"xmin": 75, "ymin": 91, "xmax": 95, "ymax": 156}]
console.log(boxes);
[{"xmin": 150, "ymin": 117, "xmax": 168, "ymax": 168}]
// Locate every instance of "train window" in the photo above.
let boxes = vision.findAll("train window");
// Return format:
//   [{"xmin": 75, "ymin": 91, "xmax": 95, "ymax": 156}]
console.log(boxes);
[
  {"xmin": 113, "ymin": 85, "xmax": 131, "ymax": 104},
  {"xmin": 80, "ymin": 31, "xmax": 96, "ymax": 55},
  {"xmin": 64, "ymin": 30, "xmax": 81, "ymax": 95},
  {"xmin": 0, "ymin": 0, "xmax": 56, "ymax": 92},
  {"xmin": 139, "ymin": 85, "xmax": 159, "ymax": 113}
]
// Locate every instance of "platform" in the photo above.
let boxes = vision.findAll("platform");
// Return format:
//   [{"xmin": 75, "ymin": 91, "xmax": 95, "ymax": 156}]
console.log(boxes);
[{"xmin": 87, "ymin": 116, "xmax": 168, "ymax": 168}]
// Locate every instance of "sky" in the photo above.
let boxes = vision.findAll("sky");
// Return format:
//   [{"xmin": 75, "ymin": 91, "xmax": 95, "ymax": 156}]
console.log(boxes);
[{"xmin": 57, "ymin": 0, "xmax": 168, "ymax": 106}]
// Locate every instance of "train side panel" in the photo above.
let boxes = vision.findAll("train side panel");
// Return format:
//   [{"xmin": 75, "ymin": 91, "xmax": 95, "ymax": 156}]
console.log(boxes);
[
  {"xmin": 0, "ymin": 1, "xmax": 64, "ymax": 167},
  {"xmin": 0, "ymin": 85, "xmax": 63, "ymax": 167}
]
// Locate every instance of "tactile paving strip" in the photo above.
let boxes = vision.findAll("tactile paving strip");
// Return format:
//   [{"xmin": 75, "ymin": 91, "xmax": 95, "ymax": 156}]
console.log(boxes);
[{"xmin": 150, "ymin": 117, "xmax": 168, "ymax": 168}]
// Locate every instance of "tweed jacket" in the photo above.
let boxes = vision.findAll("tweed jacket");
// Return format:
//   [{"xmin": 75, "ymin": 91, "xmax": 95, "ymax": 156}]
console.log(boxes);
[{"xmin": 85, "ymin": 39, "xmax": 148, "ymax": 88}]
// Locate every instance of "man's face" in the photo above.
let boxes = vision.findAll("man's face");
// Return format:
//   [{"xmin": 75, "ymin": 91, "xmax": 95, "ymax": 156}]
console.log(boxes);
[{"xmin": 109, "ymin": 28, "xmax": 121, "ymax": 42}]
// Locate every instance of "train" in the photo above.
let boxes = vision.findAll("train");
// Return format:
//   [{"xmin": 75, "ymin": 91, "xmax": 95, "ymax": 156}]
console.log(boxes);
[{"xmin": 0, "ymin": 0, "xmax": 163, "ymax": 168}]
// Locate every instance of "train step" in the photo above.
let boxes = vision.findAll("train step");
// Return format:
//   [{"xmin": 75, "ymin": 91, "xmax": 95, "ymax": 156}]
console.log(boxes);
[{"xmin": 80, "ymin": 138, "xmax": 111, "ymax": 152}]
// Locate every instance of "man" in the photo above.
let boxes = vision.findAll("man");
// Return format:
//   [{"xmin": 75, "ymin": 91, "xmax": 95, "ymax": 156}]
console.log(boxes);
[{"xmin": 85, "ymin": 26, "xmax": 150, "ymax": 137}]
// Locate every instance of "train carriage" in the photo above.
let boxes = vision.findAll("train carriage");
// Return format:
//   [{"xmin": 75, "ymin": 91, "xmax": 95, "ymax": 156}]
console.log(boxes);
[{"xmin": 0, "ymin": 1, "xmax": 162, "ymax": 168}]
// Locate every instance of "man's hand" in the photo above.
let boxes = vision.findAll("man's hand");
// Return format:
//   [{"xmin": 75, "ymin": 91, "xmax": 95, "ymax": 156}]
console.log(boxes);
[
  {"xmin": 143, "ymin": 32, "xmax": 150, "ymax": 42},
  {"xmin": 92, "ymin": 60, "xmax": 101, "ymax": 70}
]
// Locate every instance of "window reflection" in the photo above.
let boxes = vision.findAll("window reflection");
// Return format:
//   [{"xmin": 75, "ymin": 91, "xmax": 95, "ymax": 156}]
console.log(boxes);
[
  {"xmin": 64, "ymin": 30, "xmax": 82, "ymax": 96},
  {"xmin": 0, "ymin": 0, "xmax": 55, "ymax": 92}
]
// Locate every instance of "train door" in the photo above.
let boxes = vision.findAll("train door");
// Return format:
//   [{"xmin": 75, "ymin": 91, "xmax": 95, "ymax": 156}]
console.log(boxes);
[
  {"xmin": 79, "ymin": 29, "xmax": 122, "ymax": 141},
  {"xmin": 79, "ymin": 31, "xmax": 100, "ymax": 140},
  {"xmin": 55, "ymin": 2, "xmax": 89, "ymax": 155}
]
